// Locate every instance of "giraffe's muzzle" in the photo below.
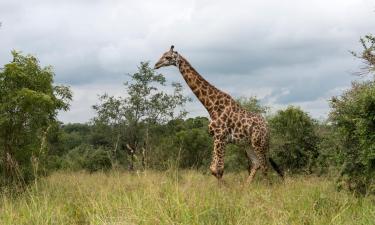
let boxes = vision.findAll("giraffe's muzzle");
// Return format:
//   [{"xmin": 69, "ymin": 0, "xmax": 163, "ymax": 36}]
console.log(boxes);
[{"xmin": 154, "ymin": 62, "xmax": 162, "ymax": 69}]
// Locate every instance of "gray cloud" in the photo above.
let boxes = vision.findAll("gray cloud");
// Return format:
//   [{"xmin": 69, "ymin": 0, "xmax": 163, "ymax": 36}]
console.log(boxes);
[{"xmin": 0, "ymin": 0, "xmax": 374, "ymax": 122}]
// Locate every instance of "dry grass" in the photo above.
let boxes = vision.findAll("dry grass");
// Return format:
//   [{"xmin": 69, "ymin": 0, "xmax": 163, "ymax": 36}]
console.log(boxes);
[{"xmin": 1, "ymin": 170, "xmax": 374, "ymax": 225}]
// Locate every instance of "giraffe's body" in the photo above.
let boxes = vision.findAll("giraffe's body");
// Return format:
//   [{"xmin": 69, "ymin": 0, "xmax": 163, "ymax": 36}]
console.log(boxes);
[{"xmin": 155, "ymin": 46, "xmax": 283, "ymax": 182}]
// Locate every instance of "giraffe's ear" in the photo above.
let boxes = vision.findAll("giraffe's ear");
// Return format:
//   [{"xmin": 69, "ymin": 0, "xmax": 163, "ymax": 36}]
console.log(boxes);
[{"xmin": 170, "ymin": 45, "xmax": 174, "ymax": 52}]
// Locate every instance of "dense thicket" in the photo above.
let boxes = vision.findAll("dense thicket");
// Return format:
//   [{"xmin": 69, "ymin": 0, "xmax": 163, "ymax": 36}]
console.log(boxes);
[
  {"xmin": 269, "ymin": 106, "xmax": 319, "ymax": 174},
  {"xmin": 0, "ymin": 51, "xmax": 71, "ymax": 186},
  {"xmin": 45, "ymin": 98, "xmax": 321, "ymax": 175},
  {"xmin": 327, "ymin": 35, "xmax": 375, "ymax": 195},
  {"xmin": 330, "ymin": 81, "xmax": 375, "ymax": 194}
]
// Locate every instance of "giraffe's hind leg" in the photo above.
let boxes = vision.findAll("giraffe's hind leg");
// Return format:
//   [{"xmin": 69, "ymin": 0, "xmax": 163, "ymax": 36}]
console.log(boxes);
[
  {"xmin": 245, "ymin": 149, "xmax": 253, "ymax": 176},
  {"xmin": 246, "ymin": 149, "xmax": 269, "ymax": 183},
  {"xmin": 245, "ymin": 148, "xmax": 260, "ymax": 184},
  {"xmin": 246, "ymin": 135, "xmax": 269, "ymax": 184}
]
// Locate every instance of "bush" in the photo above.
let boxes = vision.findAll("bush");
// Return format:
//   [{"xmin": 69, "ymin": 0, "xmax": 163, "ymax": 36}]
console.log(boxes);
[
  {"xmin": 84, "ymin": 148, "xmax": 112, "ymax": 173},
  {"xmin": 176, "ymin": 128, "xmax": 212, "ymax": 169},
  {"xmin": 59, "ymin": 145, "xmax": 112, "ymax": 172},
  {"xmin": 269, "ymin": 106, "xmax": 320, "ymax": 174},
  {"xmin": 0, "ymin": 51, "xmax": 71, "ymax": 187},
  {"xmin": 314, "ymin": 123, "xmax": 342, "ymax": 175},
  {"xmin": 224, "ymin": 144, "xmax": 248, "ymax": 172},
  {"xmin": 147, "ymin": 117, "xmax": 212, "ymax": 170},
  {"xmin": 330, "ymin": 81, "xmax": 375, "ymax": 195}
]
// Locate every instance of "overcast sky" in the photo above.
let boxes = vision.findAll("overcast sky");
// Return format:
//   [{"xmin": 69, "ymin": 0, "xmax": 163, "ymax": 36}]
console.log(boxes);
[{"xmin": 1, "ymin": 0, "xmax": 374, "ymax": 123}]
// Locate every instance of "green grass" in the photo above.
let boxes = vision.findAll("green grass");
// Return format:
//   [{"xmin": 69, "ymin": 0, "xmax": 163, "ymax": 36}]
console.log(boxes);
[{"xmin": 0, "ymin": 170, "xmax": 374, "ymax": 225}]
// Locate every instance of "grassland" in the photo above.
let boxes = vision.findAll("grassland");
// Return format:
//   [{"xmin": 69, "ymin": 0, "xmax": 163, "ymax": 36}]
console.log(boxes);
[{"xmin": 0, "ymin": 170, "xmax": 374, "ymax": 225}]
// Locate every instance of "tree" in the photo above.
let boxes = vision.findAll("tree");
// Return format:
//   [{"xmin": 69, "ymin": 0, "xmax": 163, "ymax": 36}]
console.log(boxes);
[
  {"xmin": 314, "ymin": 122, "xmax": 342, "ymax": 175},
  {"xmin": 175, "ymin": 117, "xmax": 212, "ymax": 169},
  {"xmin": 328, "ymin": 34, "xmax": 375, "ymax": 195},
  {"xmin": 330, "ymin": 81, "xmax": 375, "ymax": 195},
  {"xmin": 92, "ymin": 94, "xmax": 124, "ymax": 161},
  {"xmin": 236, "ymin": 96, "xmax": 269, "ymax": 115},
  {"xmin": 49, "ymin": 123, "xmax": 92, "ymax": 156},
  {"xmin": 92, "ymin": 62, "xmax": 189, "ymax": 170},
  {"xmin": 0, "ymin": 51, "xmax": 72, "ymax": 185},
  {"xmin": 351, "ymin": 34, "xmax": 375, "ymax": 76},
  {"xmin": 269, "ymin": 106, "xmax": 319, "ymax": 174}
]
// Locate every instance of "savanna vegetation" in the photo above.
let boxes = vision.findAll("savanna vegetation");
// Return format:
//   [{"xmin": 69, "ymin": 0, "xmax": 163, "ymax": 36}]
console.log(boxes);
[
  {"xmin": 0, "ymin": 35, "xmax": 374, "ymax": 224},
  {"xmin": 1, "ymin": 171, "xmax": 374, "ymax": 225}
]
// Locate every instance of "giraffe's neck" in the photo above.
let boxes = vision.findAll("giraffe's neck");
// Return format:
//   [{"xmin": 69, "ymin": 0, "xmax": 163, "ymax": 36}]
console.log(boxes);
[{"xmin": 177, "ymin": 55, "xmax": 233, "ymax": 116}]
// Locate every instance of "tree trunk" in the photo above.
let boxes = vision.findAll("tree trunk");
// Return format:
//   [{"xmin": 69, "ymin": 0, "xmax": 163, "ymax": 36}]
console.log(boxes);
[
  {"xmin": 113, "ymin": 133, "xmax": 121, "ymax": 164},
  {"xmin": 33, "ymin": 125, "xmax": 52, "ymax": 177},
  {"xmin": 141, "ymin": 147, "xmax": 146, "ymax": 170},
  {"xmin": 126, "ymin": 144, "xmax": 135, "ymax": 171},
  {"xmin": 142, "ymin": 127, "xmax": 149, "ymax": 170},
  {"xmin": 3, "ymin": 143, "xmax": 20, "ymax": 184}
]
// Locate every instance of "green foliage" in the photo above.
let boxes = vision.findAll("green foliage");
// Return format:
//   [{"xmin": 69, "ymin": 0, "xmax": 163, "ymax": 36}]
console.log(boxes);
[
  {"xmin": 351, "ymin": 34, "xmax": 375, "ymax": 75},
  {"xmin": 175, "ymin": 117, "xmax": 212, "ymax": 169},
  {"xmin": 269, "ymin": 106, "xmax": 319, "ymax": 174},
  {"xmin": 124, "ymin": 62, "xmax": 189, "ymax": 123},
  {"xmin": 314, "ymin": 123, "xmax": 342, "ymax": 175},
  {"xmin": 224, "ymin": 144, "xmax": 248, "ymax": 172},
  {"xmin": 46, "ymin": 123, "xmax": 92, "ymax": 157},
  {"xmin": 92, "ymin": 62, "xmax": 190, "ymax": 170},
  {"xmin": 58, "ymin": 144, "xmax": 112, "ymax": 172},
  {"xmin": 330, "ymin": 81, "xmax": 375, "ymax": 195},
  {"xmin": 60, "ymin": 145, "xmax": 91, "ymax": 171},
  {"xmin": 327, "ymin": 34, "xmax": 375, "ymax": 195},
  {"xmin": 0, "ymin": 51, "xmax": 71, "ymax": 186},
  {"xmin": 84, "ymin": 148, "xmax": 112, "ymax": 173},
  {"xmin": 143, "ymin": 117, "xmax": 211, "ymax": 170},
  {"xmin": 236, "ymin": 96, "xmax": 269, "ymax": 115}
]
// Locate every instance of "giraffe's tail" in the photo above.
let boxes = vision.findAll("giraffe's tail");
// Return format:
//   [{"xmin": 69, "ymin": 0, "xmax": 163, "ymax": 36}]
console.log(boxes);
[{"xmin": 269, "ymin": 157, "xmax": 284, "ymax": 179}]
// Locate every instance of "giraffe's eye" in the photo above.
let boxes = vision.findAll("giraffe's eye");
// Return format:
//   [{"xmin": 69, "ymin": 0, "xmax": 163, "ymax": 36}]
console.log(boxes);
[{"xmin": 165, "ymin": 56, "xmax": 172, "ymax": 60}]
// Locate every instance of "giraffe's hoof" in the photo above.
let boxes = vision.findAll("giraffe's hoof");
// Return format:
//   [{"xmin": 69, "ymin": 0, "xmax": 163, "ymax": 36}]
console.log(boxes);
[
  {"xmin": 210, "ymin": 166, "xmax": 224, "ymax": 179},
  {"xmin": 209, "ymin": 165, "xmax": 217, "ymax": 176},
  {"xmin": 217, "ymin": 169, "xmax": 224, "ymax": 179}
]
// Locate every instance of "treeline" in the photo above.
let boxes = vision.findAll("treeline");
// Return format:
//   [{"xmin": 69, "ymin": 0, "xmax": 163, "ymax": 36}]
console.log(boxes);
[
  {"xmin": 1, "ymin": 36, "xmax": 374, "ymax": 195},
  {"xmin": 46, "ymin": 106, "xmax": 322, "ymax": 175}
]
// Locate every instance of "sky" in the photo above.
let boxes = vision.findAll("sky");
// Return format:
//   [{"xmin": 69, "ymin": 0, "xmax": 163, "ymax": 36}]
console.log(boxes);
[{"xmin": 1, "ymin": 0, "xmax": 374, "ymax": 123}]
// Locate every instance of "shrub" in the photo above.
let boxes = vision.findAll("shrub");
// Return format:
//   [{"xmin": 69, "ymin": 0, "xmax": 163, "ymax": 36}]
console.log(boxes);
[
  {"xmin": 0, "ymin": 51, "xmax": 71, "ymax": 187},
  {"xmin": 330, "ymin": 81, "xmax": 375, "ymax": 195},
  {"xmin": 269, "ymin": 106, "xmax": 319, "ymax": 174},
  {"xmin": 84, "ymin": 148, "xmax": 112, "ymax": 173}
]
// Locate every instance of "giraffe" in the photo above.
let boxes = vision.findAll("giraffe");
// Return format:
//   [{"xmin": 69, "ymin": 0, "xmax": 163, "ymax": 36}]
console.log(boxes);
[{"xmin": 154, "ymin": 46, "xmax": 284, "ymax": 183}]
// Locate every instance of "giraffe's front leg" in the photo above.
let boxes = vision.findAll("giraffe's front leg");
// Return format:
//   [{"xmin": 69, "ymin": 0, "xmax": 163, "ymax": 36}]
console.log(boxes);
[{"xmin": 209, "ymin": 138, "xmax": 226, "ymax": 180}]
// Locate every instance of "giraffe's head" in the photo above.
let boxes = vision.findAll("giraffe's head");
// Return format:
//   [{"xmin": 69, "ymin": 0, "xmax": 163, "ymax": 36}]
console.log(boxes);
[{"xmin": 154, "ymin": 45, "xmax": 180, "ymax": 69}]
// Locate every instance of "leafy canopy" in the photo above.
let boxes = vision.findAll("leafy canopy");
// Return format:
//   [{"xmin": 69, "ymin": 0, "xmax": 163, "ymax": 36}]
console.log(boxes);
[{"xmin": 0, "ymin": 51, "xmax": 72, "ymax": 185}]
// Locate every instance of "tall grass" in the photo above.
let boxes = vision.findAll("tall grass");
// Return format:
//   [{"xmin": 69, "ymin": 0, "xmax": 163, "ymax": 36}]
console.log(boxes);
[{"xmin": 1, "ymin": 170, "xmax": 374, "ymax": 225}]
